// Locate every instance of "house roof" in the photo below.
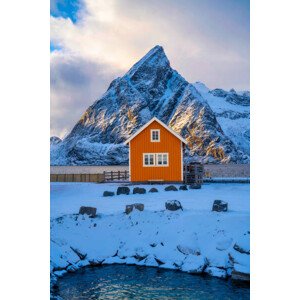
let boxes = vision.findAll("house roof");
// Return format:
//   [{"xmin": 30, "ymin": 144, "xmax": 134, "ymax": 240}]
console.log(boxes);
[{"xmin": 124, "ymin": 117, "xmax": 188, "ymax": 145}]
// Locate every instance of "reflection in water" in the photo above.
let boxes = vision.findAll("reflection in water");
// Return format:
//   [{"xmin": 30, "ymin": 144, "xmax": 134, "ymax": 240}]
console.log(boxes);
[{"xmin": 58, "ymin": 265, "xmax": 250, "ymax": 300}]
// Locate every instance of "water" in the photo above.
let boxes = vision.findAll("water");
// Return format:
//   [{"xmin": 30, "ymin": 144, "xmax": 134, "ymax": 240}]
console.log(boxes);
[{"xmin": 57, "ymin": 265, "xmax": 250, "ymax": 300}]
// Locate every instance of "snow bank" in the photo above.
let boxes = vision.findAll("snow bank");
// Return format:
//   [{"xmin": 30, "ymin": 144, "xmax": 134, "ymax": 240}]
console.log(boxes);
[{"xmin": 50, "ymin": 183, "xmax": 249, "ymax": 282}]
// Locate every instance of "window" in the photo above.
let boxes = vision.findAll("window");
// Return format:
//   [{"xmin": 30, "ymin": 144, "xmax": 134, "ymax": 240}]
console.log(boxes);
[
  {"xmin": 143, "ymin": 153, "xmax": 168, "ymax": 167},
  {"xmin": 151, "ymin": 129, "xmax": 160, "ymax": 142},
  {"xmin": 143, "ymin": 154, "xmax": 155, "ymax": 166}
]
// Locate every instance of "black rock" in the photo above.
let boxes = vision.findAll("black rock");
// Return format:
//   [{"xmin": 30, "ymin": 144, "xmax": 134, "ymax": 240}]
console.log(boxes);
[
  {"xmin": 125, "ymin": 203, "xmax": 144, "ymax": 214},
  {"xmin": 133, "ymin": 187, "xmax": 146, "ymax": 194},
  {"xmin": 165, "ymin": 200, "xmax": 183, "ymax": 211},
  {"xmin": 149, "ymin": 187, "xmax": 158, "ymax": 193},
  {"xmin": 103, "ymin": 191, "xmax": 115, "ymax": 197},
  {"xmin": 189, "ymin": 184, "xmax": 202, "ymax": 189},
  {"xmin": 79, "ymin": 206, "xmax": 97, "ymax": 217},
  {"xmin": 117, "ymin": 186, "xmax": 130, "ymax": 195},
  {"xmin": 165, "ymin": 185, "xmax": 178, "ymax": 192},
  {"xmin": 179, "ymin": 185, "xmax": 188, "ymax": 191},
  {"xmin": 212, "ymin": 200, "xmax": 228, "ymax": 212}
]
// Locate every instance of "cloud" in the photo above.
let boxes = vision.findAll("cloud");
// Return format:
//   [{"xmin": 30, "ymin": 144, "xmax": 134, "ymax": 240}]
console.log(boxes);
[
  {"xmin": 50, "ymin": 0, "xmax": 249, "ymax": 137},
  {"xmin": 50, "ymin": 51, "xmax": 120, "ymax": 138}
]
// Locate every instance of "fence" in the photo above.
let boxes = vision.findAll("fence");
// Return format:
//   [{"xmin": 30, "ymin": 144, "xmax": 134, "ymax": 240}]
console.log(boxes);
[
  {"xmin": 103, "ymin": 170, "xmax": 129, "ymax": 181},
  {"xmin": 50, "ymin": 173, "xmax": 105, "ymax": 183}
]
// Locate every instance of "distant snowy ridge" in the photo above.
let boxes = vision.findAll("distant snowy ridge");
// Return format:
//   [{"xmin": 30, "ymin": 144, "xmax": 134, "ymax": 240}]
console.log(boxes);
[{"xmin": 51, "ymin": 45, "xmax": 250, "ymax": 165}]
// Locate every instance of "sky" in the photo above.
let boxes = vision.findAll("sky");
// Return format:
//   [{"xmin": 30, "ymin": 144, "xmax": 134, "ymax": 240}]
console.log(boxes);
[{"xmin": 50, "ymin": 0, "xmax": 250, "ymax": 138}]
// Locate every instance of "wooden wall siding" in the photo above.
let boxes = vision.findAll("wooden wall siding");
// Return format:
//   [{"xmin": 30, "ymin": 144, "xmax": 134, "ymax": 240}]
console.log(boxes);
[
  {"xmin": 130, "ymin": 120, "xmax": 182, "ymax": 182},
  {"xmin": 50, "ymin": 173, "xmax": 105, "ymax": 182}
]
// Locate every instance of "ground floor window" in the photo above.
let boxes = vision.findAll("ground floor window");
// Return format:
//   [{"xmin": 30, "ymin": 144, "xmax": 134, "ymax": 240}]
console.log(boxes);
[
  {"xmin": 143, "ymin": 153, "xmax": 155, "ymax": 166},
  {"xmin": 143, "ymin": 153, "xmax": 169, "ymax": 166}
]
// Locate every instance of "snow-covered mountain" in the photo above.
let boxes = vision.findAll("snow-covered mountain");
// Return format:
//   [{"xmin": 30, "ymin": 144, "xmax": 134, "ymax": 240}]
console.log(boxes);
[{"xmin": 51, "ymin": 45, "xmax": 249, "ymax": 165}]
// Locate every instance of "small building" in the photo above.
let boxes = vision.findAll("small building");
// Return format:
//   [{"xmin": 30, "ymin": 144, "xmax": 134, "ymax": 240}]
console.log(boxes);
[{"xmin": 124, "ymin": 117, "xmax": 188, "ymax": 183}]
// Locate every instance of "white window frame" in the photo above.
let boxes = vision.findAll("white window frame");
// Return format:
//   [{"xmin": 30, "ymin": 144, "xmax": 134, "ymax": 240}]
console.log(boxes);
[
  {"xmin": 156, "ymin": 153, "xmax": 169, "ymax": 167},
  {"xmin": 142, "ymin": 153, "xmax": 169, "ymax": 167},
  {"xmin": 143, "ymin": 153, "xmax": 155, "ymax": 167},
  {"xmin": 150, "ymin": 129, "xmax": 160, "ymax": 142}
]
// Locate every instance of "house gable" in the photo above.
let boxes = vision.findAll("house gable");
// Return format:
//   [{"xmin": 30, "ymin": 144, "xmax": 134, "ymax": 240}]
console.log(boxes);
[{"xmin": 124, "ymin": 117, "xmax": 187, "ymax": 145}]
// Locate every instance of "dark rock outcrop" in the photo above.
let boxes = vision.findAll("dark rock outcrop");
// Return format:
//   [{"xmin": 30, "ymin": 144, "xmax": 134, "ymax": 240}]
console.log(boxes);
[
  {"xmin": 117, "ymin": 186, "xmax": 130, "ymax": 195},
  {"xmin": 125, "ymin": 203, "xmax": 144, "ymax": 214},
  {"xmin": 133, "ymin": 187, "xmax": 146, "ymax": 194},
  {"xmin": 212, "ymin": 200, "xmax": 228, "ymax": 212},
  {"xmin": 79, "ymin": 206, "xmax": 97, "ymax": 217},
  {"xmin": 165, "ymin": 200, "xmax": 182, "ymax": 211},
  {"xmin": 103, "ymin": 191, "xmax": 114, "ymax": 197},
  {"xmin": 165, "ymin": 185, "xmax": 178, "ymax": 192}
]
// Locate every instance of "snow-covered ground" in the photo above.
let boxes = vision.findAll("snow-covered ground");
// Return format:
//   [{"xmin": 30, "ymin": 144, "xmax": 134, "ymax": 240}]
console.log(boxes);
[{"xmin": 51, "ymin": 182, "xmax": 250, "ymax": 282}]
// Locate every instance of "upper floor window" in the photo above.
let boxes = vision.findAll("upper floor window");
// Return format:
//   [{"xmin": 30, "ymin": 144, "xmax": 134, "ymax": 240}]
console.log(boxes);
[{"xmin": 151, "ymin": 129, "xmax": 160, "ymax": 142}]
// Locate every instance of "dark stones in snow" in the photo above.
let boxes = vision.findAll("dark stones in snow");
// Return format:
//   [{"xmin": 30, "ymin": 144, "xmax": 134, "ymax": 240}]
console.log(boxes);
[
  {"xmin": 179, "ymin": 185, "xmax": 188, "ymax": 191},
  {"xmin": 103, "ymin": 191, "xmax": 115, "ymax": 197},
  {"xmin": 189, "ymin": 184, "xmax": 202, "ymax": 189},
  {"xmin": 133, "ymin": 187, "xmax": 146, "ymax": 194},
  {"xmin": 70, "ymin": 246, "xmax": 87, "ymax": 260},
  {"xmin": 149, "ymin": 187, "xmax": 158, "ymax": 193},
  {"xmin": 117, "ymin": 186, "xmax": 130, "ymax": 195},
  {"xmin": 165, "ymin": 200, "xmax": 183, "ymax": 211},
  {"xmin": 164, "ymin": 185, "xmax": 178, "ymax": 192},
  {"xmin": 79, "ymin": 206, "xmax": 97, "ymax": 217},
  {"xmin": 125, "ymin": 203, "xmax": 144, "ymax": 214},
  {"xmin": 212, "ymin": 200, "xmax": 228, "ymax": 212}
]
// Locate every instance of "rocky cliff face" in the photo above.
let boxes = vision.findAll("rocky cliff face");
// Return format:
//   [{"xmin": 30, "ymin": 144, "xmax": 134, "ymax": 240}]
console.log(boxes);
[{"xmin": 51, "ymin": 45, "xmax": 249, "ymax": 165}]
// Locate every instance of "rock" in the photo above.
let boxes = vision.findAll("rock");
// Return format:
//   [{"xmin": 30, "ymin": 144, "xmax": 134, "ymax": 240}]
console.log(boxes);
[
  {"xmin": 231, "ymin": 269, "xmax": 250, "ymax": 282},
  {"xmin": 177, "ymin": 245, "xmax": 200, "ymax": 256},
  {"xmin": 205, "ymin": 266, "xmax": 227, "ymax": 278},
  {"xmin": 117, "ymin": 186, "xmax": 130, "ymax": 195},
  {"xmin": 149, "ymin": 187, "xmax": 158, "ymax": 193},
  {"xmin": 79, "ymin": 206, "xmax": 97, "ymax": 217},
  {"xmin": 233, "ymin": 243, "xmax": 250, "ymax": 255},
  {"xmin": 165, "ymin": 200, "xmax": 183, "ymax": 211},
  {"xmin": 70, "ymin": 246, "xmax": 87, "ymax": 260},
  {"xmin": 180, "ymin": 255, "xmax": 208, "ymax": 274},
  {"xmin": 125, "ymin": 203, "xmax": 144, "ymax": 214},
  {"xmin": 212, "ymin": 200, "xmax": 228, "ymax": 212},
  {"xmin": 179, "ymin": 185, "xmax": 188, "ymax": 191},
  {"xmin": 103, "ymin": 191, "xmax": 115, "ymax": 197},
  {"xmin": 133, "ymin": 187, "xmax": 146, "ymax": 194},
  {"xmin": 164, "ymin": 185, "xmax": 178, "ymax": 192},
  {"xmin": 189, "ymin": 184, "xmax": 202, "ymax": 189}
]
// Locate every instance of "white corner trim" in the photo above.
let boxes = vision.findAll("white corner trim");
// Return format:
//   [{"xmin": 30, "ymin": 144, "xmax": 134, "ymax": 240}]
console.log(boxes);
[
  {"xmin": 181, "ymin": 142, "xmax": 183, "ymax": 181},
  {"xmin": 128, "ymin": 141, "xmax": 131, "ymax": 181}
]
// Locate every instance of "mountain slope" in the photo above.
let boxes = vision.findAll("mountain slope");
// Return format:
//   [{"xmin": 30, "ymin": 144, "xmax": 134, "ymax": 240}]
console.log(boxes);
[{"xmin": 51, "ymin": 45, "xmax": 249, "ymax": 165}]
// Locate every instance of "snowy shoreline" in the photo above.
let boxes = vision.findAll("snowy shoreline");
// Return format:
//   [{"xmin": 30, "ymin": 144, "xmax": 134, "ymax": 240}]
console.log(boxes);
[{"xmin": 50, "ymin": 183, "xmax": 250, "ymax": 297}]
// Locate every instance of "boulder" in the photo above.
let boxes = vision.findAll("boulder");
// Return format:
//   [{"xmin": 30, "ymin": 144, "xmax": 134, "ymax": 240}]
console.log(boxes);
[
  {"xmin": 133, "ymin": 187, "xmax": 146, "ymax": 194},
  {"xmin": 164, "ymin": 185, "xmax": 178, "ymax": 192},
  {"xmin": 212, "ymin": 200, "xmax": 228, "ymax": 212},
  {"xmin": 180, "ymin": 255, "xmax": 208, "ymax": 274},
  {"xmin": 231, "ymin": 269, "xmax": 250, "ymax": 282},
  {"xmin": 179, "ymin": 185, "xmax": 188, "ymax": 191},
  {"xmin": 149, "ymin": 187, "xmax": 158, "ymax": 193},
  {"xmin": 189, "ymin": 184, "xmax": 202, "ymax": 189},
  {"xmin": 117, "ymin": 186, "xmax": 130, "ymax": 195},
  {"xmin": 79, "ymin": 206, "xmax": 97, "ymax": 217},
  {"xmin": 165, "ymin": 200, "xmax": 183, "ymax": 211},
  {"xmin": 103, "ymin": 191, "xmax": 114, "ymax": 197},
  {"xmin": 125, "ymin": 203, "xmax": 144, "ymax": 214}
]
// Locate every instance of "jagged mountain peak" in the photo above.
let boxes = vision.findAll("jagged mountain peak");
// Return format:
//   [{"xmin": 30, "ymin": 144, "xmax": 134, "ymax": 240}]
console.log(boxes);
[
  {"xmin": 126, "ymin": 45, "xmax": 170, "ymax": 79},
  {"xmin": 51, "ymin": 46, "xmax": 250, "ymax": 165}
]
